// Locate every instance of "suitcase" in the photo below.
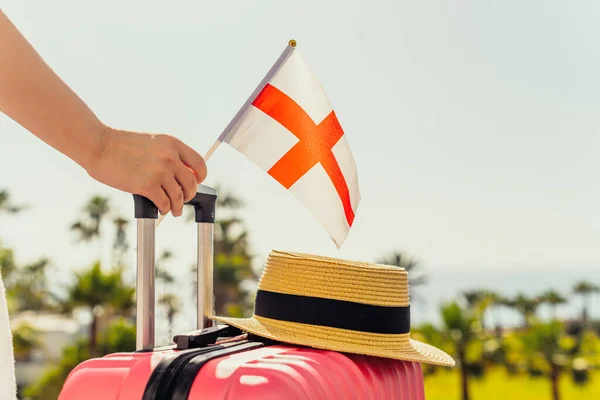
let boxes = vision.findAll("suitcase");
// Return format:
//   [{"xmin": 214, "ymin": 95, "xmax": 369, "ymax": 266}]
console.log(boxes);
[{"xmin": 58, "ymin": 186, "xmax": 426, "ymax": 400}]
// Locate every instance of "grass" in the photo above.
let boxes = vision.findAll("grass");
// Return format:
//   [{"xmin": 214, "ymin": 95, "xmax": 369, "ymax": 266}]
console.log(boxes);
[{"xmin": 424, "ymin": 368, "xmax": 600, "ymax": 400}]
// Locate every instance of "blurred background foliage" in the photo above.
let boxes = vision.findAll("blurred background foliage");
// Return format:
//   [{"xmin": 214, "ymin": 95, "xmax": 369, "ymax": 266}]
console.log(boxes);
[{"xmin": 1, "ymin": 187, "xmax": 598, "ymax": 399}]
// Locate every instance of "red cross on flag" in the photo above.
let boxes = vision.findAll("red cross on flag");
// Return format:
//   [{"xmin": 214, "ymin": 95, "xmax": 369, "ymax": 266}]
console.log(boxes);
[{"xmin": 217, "ymin": 40, "xmax": 360, "ymax": 248}]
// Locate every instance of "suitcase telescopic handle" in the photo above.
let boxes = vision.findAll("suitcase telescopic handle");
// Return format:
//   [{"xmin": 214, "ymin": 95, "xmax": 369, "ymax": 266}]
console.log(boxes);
[{"xmin": 133, "ymin": 185, "xmax": 217, "ymax": 351}]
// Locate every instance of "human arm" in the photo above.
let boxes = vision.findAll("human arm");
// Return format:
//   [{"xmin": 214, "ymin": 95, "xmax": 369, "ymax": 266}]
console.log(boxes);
[{"xmin": 0, "ymin": 10, "xmax": 206, "ymax": 216}]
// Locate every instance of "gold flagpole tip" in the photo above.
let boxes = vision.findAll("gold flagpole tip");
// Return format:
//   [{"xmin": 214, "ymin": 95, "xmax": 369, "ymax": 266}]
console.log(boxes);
[{"xmin": 288, "ymin": 39, "xmax": 297, "ymax": 47}]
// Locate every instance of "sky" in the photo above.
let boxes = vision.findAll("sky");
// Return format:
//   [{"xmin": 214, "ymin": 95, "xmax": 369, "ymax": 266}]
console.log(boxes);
[{"xmin": 1, "ymin": 1, "xmax": 599, "ymax": 328}]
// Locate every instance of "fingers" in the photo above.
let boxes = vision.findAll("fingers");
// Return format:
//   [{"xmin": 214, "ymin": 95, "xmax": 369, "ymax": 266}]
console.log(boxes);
[
  {"xmin": 162, "ymin": 177, "xmax": 184, "ymax": 217},
  {"xmin": 175, "ymin": 164, "xmax": 197, "ymax": 203},
  {"xmin": 144, "ymin": 170, "xmax": 192, "ymax": 217},
  {"xmin": 175, "ymin": 140, "xmax": 207, "ymax": 184},
  {"xmin": 141, "ymin": 134, "xmax": 206, "ymax": 217},
  {"xmin": 146, "ymin": 187, "xmax": 171, "ymax": 216}
]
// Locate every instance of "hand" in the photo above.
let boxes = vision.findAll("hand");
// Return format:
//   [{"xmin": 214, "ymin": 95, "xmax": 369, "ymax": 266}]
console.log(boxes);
[
  {"xmin": 0, "ymin": 11, "xmax": 206, "ymax": 217},
  {"xmin": 86, "ymin": 126, "xmax": 207, "ymax": 217}
]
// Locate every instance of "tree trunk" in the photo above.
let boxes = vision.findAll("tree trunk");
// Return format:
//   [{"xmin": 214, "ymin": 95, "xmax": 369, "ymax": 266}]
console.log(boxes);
[
  {"xmin": 167, "ymin": 313, "xmax": 174, "ymax": 339},
  {"xmin": 89, "ymin": 313, "xmax": 98, "ymax": 357},
  {"xmin": 493, "ymin": 307, "xmax": 503, "ymax": 339},
  {"xmin": 550, "ymin": 365, "xmax": 560, "ymax": 400},
  {"xmin": 494, "ymin": 324, "xmax": 502, "ymax": 341},
  {"xmin": 522, "ymin": 312, "xmax": 529, "ymax": 329},
  {"xmin": 214, "ymin": 288, "xmax": 228, "ymax": 316},
  {"xmin": 582, "ymin": 295, "xmax": 589, "ymax": 328},
  {"xmin": 479, "ymin": 310, "xmax": 486, "ymax": 330},
  {"xmin": 459, "ymin": 350, "xmax": 469, "ymax": 400}
]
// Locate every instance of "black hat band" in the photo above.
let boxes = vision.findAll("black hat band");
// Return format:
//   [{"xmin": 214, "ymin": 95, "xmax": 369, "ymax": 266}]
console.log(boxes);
[{"xmin": 254, "ymin": 290, "xmax": 410, "ymax": 335}]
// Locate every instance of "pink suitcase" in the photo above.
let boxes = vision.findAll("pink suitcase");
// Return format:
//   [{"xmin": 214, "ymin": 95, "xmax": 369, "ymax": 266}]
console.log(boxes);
[{"xmin": 58, "ymin": 186, "xmax": 426, "ymax": 400}]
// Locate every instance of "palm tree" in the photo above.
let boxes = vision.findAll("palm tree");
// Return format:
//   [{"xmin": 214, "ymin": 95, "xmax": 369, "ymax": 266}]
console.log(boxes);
[
  {"xmin": 211, "ymin": 252, "xmax": 256, "ymax": 317},
  {"xmin": 112, "ymin": 216, "xmax": 129, "ymax": 267},
  {"xmin": 189, "ymin": 187, "xmax": 257, "ymax": 317},
  {"xmin": 520, "ymin": 322, "xmax": 571, "ymax": 400},
  {"xmin": 159, "ymin": 293, "xmax": 181, "ymax": 339},
  {"xmin": 462, "ymin": 290, "xmax": 497, "ymax": 330},
  {"xmin": 71, "ymin": 196, "xmax": 111, "ymax": 241},
  {"xmin": 0, "ymin": 189, "xmax": 25, "ymax": 281},
  {"xmin": 484, "ymin": 291, "xmax": 511, "ymax": 338},
  {"xmin": 6, "ymin": 258, "xmax": 55, "ymax": 313},
  {"xmin": 573, "ymin": 281, "xmax": 600, "ymax": 327},
  {"xmin": 156, "ymin": 250, "xmax": 176, "ymax": 285},
  {"xmin": 511, "ymin": 293, "xmax": 541, "ymax": 329},
  {"xmin": 189, "ymin": 186, "xmax": 250, "ymax": 257},
  {"xmin": 212, "ymin": 184, "xmax": 244, "ymax": 210},
  {"xmin": 0, "ymin": 189, "xmax": 26, "ymax": 215},
  {"xmin": 64, "ymin": 262, "xmax": 135, "ymax": 357},
  {"xmin": 0, "ymin": 241, "xmax": 17, "ymax": 282},
  {"xmin": 71, "ymin": 196, "xmax": 111, "ymax": 260},
  {"xmin": 11, "ymin": 322, "xmax": 42, "ymax": 362},
  {"xmin": 215, "ymin": 218, "xmax": 250, "ymax": 255},
  {"xmin": 441, "ymin": 301, "xmax": 478, "ymax": 400},
  {"xmin": 155, "ymin": 251, "xmax": 178, "ymax": 338},
  {"xmin": 463, "ymin": 290, "xmax": 485, "ymax": 309},
  {"xmin": 192, "ymin": 230, "xmax": 256, "ymax": 317},
  {"xmin": 376, "ymin": 251, "xmax": 428, "ymax": 306},
  {"xmin": 0, "ymin": 190, "xmax": 25, "ymax": 281},
  {"xmin": 540, "ymin": 290, "xmax": 568, "ymax": 321},
  {"xmin": 1, "ymin": 238, "xmax": 57, "ymax": 315}
]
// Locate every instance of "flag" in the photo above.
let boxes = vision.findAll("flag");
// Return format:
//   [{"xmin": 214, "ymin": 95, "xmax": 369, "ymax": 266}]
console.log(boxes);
[{"xmin": 216, "ymin": 40, "xmax": 360, "ymax": 248}]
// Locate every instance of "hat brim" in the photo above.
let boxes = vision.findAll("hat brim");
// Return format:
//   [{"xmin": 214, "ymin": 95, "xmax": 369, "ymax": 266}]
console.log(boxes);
[{"xmin": 211, "ymin": 315, "xmax": 455, "ymax": 367}]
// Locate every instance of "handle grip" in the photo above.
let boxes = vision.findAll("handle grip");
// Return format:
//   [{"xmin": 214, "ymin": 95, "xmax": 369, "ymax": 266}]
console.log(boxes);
[
  {"xmin": 133, "ymin": 185, "xmax": 217, "ymax": 222},
  {"xmin": 133, "ymin": 185, "xmax": 217, "ymax": 351}
]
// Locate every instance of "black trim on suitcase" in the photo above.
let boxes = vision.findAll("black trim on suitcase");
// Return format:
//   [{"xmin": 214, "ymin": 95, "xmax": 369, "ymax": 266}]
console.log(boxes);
[
  {"xmin": 173, "ymin": 324, "xmax": 243, "ymax": 350},
  {"xmin": 171, "ymin": 341, "xmax": 265, "ymax": 400},
  {"xmin": 142, "ymin": 345, "xmax": 224, "ymax": 400}
]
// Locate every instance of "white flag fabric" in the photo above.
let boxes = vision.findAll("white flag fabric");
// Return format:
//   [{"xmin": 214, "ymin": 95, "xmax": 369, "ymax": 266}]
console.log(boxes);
[{"xmin": 217, "ymin": 41, "xmax": 361, "ymax": 248}]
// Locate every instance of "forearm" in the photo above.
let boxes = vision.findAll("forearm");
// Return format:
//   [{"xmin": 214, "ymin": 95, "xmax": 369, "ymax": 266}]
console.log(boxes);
[{"xmin": 0, "ymin": 10, "xmax": 105, "ymax": 170}]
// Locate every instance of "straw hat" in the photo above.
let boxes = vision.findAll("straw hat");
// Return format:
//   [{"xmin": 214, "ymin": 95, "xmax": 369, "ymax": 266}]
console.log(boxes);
[{"xmin": 211, "ymin": 250, "xmax": 455, "ymax": 367}]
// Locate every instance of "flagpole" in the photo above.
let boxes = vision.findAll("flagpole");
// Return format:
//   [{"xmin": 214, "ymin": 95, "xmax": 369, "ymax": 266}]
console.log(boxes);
[
  {"xmin": 156, "ymin": 39, "xmax": 297, "ymax": 228},
  {"xmin": 217, "ymin": 39, "xmax": 297, "ymax": 143}
]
